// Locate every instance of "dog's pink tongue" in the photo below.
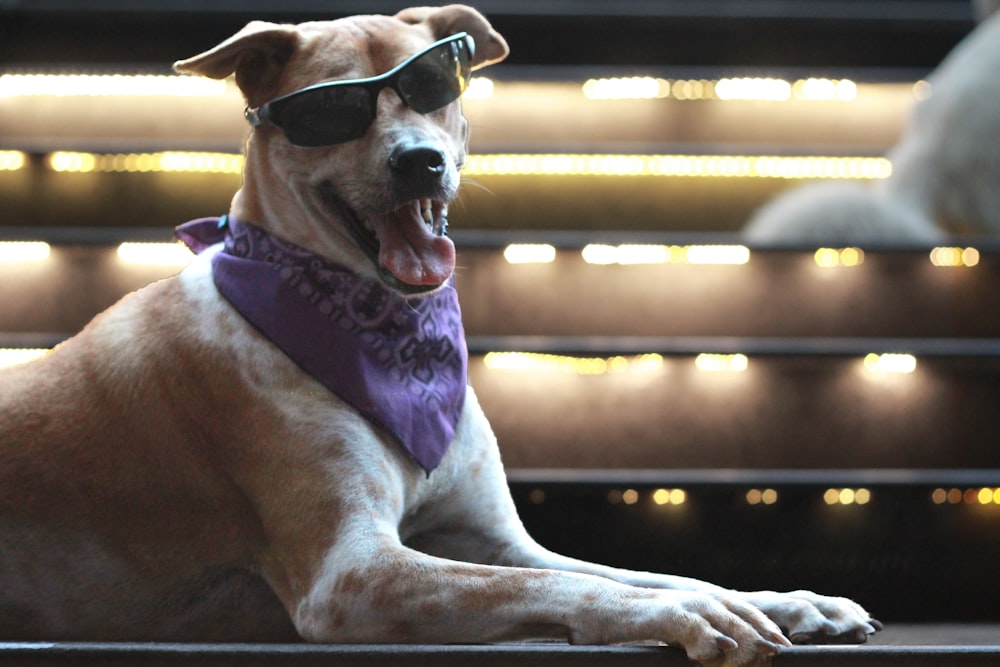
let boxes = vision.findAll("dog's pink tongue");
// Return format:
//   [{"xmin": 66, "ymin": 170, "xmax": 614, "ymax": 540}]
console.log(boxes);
[{"xmin": 374, "ymin": 202, "xmax": 455, "ymax": 286}]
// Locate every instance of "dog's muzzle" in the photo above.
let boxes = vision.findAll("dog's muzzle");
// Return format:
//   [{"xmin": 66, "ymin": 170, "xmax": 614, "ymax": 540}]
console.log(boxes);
[{"xmin": 321, "ymin": 152, "xmax": 456, "ymax": 297}]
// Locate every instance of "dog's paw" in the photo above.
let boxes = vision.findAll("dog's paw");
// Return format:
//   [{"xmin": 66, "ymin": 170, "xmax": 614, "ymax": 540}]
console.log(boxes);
[
  {"xmin": 737, "ymin": 590, "xmax": 882, "ymax": 645},
  {"xmin": 645, "ymin": 591, "xmax": 791, "ymax": 666}
]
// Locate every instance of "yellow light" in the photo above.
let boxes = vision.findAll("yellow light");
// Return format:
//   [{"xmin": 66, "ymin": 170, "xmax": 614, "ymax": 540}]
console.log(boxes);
[
  {"xmin": 503, "ymin": 243, "xmax": 556, "ymax": 264},
  {"xmin": 978, "ymin": 488, "xmax": 996, "ymax": 505},
  {"xmin": 748, "ymin": 488, "xmax": 779, "ymax": 505},
  {"xmin": 0, "ymin": 150, "xmax": 27, "ymax": 171},
  {"xmin": 792, "ymin": 78, "xmax": 858, "ymax": 101},
  {"xmin": 0, "ymin": 73, "xmax": 228, "ymax": 98},
  {"xmin": 835, "ymin": 79, "xmax": 858, "ymax": 101},
  {"xmin": 930, "ymin": 246, "xmax": 979, "ymax": 267},
  {"xmin": 582, "ymin": 76, "xmax": 669, "ymax": 100},
  {"xmin": 483, "ymin": 351, "xmax": 663, "ymax": 376},
  {"xmin": 814, "ymin": 247, "xmax": 865, "ymax": 268},
  {"xmin": 715, "ymin": 77, "xmax": 791, "ymax": 101},
  {"xmin": 464, "ymin": 76, "xmax": 494, "ymax": 99},
  {"xmin": 840, "ymin": 247, "xmax": 864, "ymax": 267},
  {"xmin": 581, "ymin": 243, "xmax": 668, "ymax": 265},
  {"xmin": 622, "ymin": 489, "xmax": 640, "ymax": 505},
  {"xmin": 116, "ymin": 242, "xmax": 194, "ymax": 266},
  {"xmin": 0, "ymin": 348, "xmax": 48, "ymax": 368},
  {"xmin": 652, "ymin": 488, "xmax": 687, "ymax": 505},
  {"xmin": 462, "ymin": 154, "xmax": 891, "ymax": 180},
  {"xmin": 671, "ymin": 79, "xmax": 714, "ymax": 100},
  {"xmin": 824, "ymin": 488, "xmax": 870, "ymax": 505},
  {"xmin": 616, "ymin": 244, "xmax": 670, "ymax": 265},
  {"xmin": 814, "ymin": 247, "xmax": 840, "ymax": 268},
  {"xmin": 580, "ymin": 76, "xmax": 858, "ymax": 103},
  {"xmin": 864, "ymin": 353, "xmax": 917, "ymax": 375},
  {"xmin": 155, "ymin": 152, "xmax": 244, "ymax": 174},
  {"xmin": 581, "ymin": 243, "xmax": 748, "ymax": 265},
  {"xmin": 695, "ymin": 353, "xmax": 748, "ymax": 373},
  {"xmin": 948, "ymin": 488, "xmax": 963, "ymax": 504},
  {"xmin": 813, "ymin": 248, "xmax": 865, "ymax": 268},
  {"xmin": 0, "ymin": 241, "xmax": 51, "ymax": 263},
  {"xmin": 684, "ymin": 245, "xmax": 750, "ymax": 265},
  {"xmin": 581, "ymin": 244, "xmax": 618, "ymax": 265},
  {"xmin": 48, "ymin": 151, "xmax": 96, "ymax": 173},
  {"xmin": 45, "ymin": 151, "xmax": 244, "ymax": 174},
  {"xmin": 630, "ymin": 353, "xmax": 665, "ymax": 373},
  {"xmin": 931, "ymin": 488, "xmax": 948, "ymax": 504}
]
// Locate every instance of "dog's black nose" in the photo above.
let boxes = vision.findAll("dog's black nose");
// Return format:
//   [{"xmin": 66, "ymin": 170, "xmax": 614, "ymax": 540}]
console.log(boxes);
[{"xmin": 389, "ymin": 144, "xmax": 447, "ymax": 181}]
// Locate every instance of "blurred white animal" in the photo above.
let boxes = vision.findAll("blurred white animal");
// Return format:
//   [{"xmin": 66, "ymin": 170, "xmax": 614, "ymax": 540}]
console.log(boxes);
[
  {"xmin": 745, "ymin": 9, "xmax": 1000, "ymax": 244},
  {"xmin": 743, "ymin": 181, "xmax": 943, "ymax": 245}
]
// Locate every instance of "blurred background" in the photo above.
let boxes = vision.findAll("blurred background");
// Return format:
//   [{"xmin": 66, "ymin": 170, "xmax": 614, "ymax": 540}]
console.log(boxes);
[{"xmin": 2, "ymin": 0, "xmax": 1000, "ymax": 627}]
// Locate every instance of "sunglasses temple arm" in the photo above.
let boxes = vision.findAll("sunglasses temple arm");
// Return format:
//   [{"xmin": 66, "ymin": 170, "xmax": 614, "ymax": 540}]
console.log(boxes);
[{"xmin": 244, "ymin": 105, "xmax": 267, "ymax": 128}]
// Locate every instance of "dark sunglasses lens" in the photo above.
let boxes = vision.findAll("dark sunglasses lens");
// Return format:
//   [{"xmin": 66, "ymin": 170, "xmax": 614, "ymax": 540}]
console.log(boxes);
[
  {"xmin": 397, "ymin": 41, "xmax": 471, "ymax": 114},
  {"xmin": 274, "ymin": 86, "xmax": 373, "ymax": 147}
]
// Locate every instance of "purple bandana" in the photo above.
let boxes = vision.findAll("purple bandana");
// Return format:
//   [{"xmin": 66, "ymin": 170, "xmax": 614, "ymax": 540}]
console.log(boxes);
[{"xmin": 176, "ymin": 216, "xmax": 468, "ymax": 474}]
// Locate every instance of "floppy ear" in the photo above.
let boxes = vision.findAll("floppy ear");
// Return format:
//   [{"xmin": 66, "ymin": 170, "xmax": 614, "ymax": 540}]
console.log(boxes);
[
  {"xmin": 395, "ymin": 4, "xmax": 509, "ymax": 70},
  {"xmin": 173, "ymin": 21, "xmax": 299, "ymax": 106}
]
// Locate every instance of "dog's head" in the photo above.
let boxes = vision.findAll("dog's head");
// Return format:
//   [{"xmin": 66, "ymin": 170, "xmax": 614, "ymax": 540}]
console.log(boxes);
[{"xmin": 175, "ymin": 5, "xmax": 508, "ymax": 295}]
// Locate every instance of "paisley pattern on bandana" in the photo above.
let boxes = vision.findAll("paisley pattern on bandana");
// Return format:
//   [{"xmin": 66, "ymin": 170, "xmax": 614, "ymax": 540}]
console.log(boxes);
[{"xmin": 176, "ymin": 216, "xmax": 468, "ymax": 473}]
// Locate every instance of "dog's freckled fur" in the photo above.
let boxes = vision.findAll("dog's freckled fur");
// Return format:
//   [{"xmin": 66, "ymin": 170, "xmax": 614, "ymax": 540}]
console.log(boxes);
[{"xmin": 0, "ymin": 5, "xmax": 879, "ymax": 664}]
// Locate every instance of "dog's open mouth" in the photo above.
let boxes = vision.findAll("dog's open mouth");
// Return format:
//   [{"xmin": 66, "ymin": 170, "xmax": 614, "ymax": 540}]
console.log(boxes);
[{"xmin": 323, "ymin": 185, "xmax": 456, "ymax": 295}]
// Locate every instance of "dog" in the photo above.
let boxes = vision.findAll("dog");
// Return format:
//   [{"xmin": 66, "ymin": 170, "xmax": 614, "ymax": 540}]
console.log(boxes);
[
  {"xmin": 742, "ymin": 180, "xmax": 945, "ymax": 245},
  {"xmin": 745, "ymin": 6, "xmax": 1000, "ymax": 244},
  {"xmin": 0, "ymin": 6, "xmax": 880, "ymax": 665}
]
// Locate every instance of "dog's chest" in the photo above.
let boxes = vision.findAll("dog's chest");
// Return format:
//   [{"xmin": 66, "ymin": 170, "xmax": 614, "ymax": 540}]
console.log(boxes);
[{"xmin": 178, "ymin": 218, "xmax": 469, "ymax": 473}]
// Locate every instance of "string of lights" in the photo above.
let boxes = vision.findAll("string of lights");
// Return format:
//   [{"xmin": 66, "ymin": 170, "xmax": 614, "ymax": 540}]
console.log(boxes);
[{"xmin": 0, "ymin": 150, "xmax": 895, "ymax": 180}]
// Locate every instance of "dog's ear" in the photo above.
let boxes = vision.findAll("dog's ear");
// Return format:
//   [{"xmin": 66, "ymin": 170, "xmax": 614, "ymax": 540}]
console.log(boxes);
[
  {"xmin": 173, "ymin": 21, "xmax": 299, "ymax": 106},
  {"xmin": 395, "ymin": 4, "xmax": 509, "ymax": 70}
]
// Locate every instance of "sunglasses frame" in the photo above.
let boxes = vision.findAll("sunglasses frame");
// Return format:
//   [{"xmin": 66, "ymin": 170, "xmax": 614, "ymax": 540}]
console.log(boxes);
[{"xmin": 244, "ymin": 32, "xmax": 475, "ymax": 147}]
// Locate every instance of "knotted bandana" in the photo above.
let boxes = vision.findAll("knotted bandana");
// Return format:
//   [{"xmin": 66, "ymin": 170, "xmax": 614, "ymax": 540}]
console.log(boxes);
[{"xmin": 176, "ymin": 216, "xmax": 468, "ymax": 474}]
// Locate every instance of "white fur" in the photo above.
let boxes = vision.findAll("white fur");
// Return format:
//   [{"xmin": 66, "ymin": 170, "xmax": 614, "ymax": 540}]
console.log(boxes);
[
  {"xmin": 744, "ymin": 181, "xmax": 943, "ymax": 245},
  {"xmin": 745, "ymin": 11, "xmax": 1000, "ymax": 243}
]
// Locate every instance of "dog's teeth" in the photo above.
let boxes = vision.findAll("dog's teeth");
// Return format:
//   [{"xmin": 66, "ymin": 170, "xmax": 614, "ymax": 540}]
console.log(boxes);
[
  {"xmin": 420, "ymin": 200, "xmax": 433, "ymax": 226},
  {"xmin": 436, "ymin": 204, "xmax": 449, "ymax": 236}
]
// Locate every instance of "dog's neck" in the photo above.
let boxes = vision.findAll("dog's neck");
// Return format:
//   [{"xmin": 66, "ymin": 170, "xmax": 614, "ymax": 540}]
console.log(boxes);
[{"xmin": 177, "ymin": 215, "xmax": 468, "ymax": 473}]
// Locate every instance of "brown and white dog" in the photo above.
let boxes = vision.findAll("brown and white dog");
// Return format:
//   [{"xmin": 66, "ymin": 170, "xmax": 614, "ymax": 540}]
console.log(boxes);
[{"xmin": 0, "ymin": 6, "xmax": 879, "ymax": 665}]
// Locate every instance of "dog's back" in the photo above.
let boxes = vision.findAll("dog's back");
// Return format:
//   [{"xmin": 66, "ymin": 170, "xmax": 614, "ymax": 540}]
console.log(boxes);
[{"xmin": 0, "ymin": 262, "xmax": 299, "ymax": 641}]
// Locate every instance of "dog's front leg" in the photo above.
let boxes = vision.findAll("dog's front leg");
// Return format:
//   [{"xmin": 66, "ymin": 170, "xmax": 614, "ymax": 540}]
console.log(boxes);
[
  {"xmin": 291, "ymin": 531, "xmax": 788, "ymax": 666},
  {"xmin": 502, "ymin": 543, "xmax": 881, "ymax": 645},
  {"xmin": 452, "ymin": 500, "xmax": 880, "ymax": 646},
  {"xmin": 413, "ymin": 498, "xmax": 879, "ymax": 648},
  {"xmin": 407, "ymin": 390, "xmax": 880, "ymax": 648}
]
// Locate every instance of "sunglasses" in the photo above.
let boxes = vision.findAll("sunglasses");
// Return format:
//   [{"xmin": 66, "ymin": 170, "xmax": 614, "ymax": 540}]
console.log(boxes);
[{"xmin": 245, "ymin": 32, "xmax": 475, "ymax": 147}]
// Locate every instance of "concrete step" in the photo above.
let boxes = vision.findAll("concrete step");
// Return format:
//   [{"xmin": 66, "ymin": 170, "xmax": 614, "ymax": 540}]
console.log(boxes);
[{"xmin": 1, "ymin": 626, "xmax": 998, "ymax": 666}]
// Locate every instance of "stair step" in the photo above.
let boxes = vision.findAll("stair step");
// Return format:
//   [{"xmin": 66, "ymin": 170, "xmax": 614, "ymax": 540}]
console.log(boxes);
[
  {"xmin": 1, "ymin": 627, "xmax": 998, "ymax": 667},
  {"xmin": 3, "ymin": 234, "xmax": 1000, "ymax": 338}
]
